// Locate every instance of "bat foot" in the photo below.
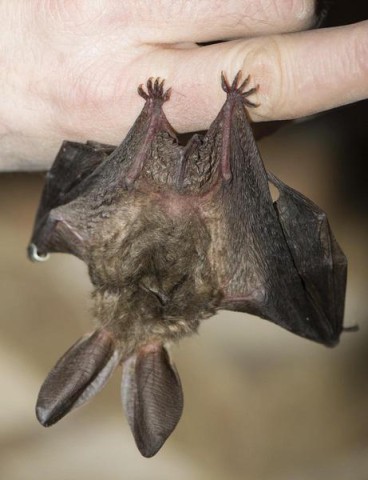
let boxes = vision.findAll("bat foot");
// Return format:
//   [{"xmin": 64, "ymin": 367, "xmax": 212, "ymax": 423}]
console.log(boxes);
[
  {"xmin": 138, "ymin": 77, "xmax": 171, "ymax": 103},
  {"xmin": 221, "ymin": 71, "xmax": 259, "ymax": 108}
]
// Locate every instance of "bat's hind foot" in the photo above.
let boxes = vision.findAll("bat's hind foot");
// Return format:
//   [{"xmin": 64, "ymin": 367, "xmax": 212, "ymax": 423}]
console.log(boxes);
[
  {"xmin": 138, "ymin": 77, "xmax": 171, "ymax": 103},
  {"xmin": 221, "ymin": 71, "xmax": 259, "ymax": 108}
]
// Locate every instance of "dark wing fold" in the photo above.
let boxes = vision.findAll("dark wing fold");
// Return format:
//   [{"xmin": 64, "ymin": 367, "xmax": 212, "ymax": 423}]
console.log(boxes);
[
  {"xmin": 121, "ymin": 344, "xmax": 183, "ymax": 457},
  {"xmin": 28, "ymin": 141, "xmax": 113, "ymax": 261},
  {"xmin": 268, "ymin": 171, "xmax": 347, "ymax": 341},
  {"xmin": 36, "ymin": 329, "xmax": 119, "ymax": 427},
  {"xmin": 34, "ymin": 141, "xmax": 112, "ymax": 225}
]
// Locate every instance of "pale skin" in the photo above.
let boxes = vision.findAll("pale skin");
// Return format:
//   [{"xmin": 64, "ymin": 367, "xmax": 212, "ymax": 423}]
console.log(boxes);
[{"xmin": 0, "ymin": 1, "xmax": 367, "ymax": 171}]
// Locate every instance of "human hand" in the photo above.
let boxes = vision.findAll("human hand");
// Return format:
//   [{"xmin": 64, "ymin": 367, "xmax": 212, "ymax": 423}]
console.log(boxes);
[{"xmin": 0, "ymin": 1, "xmax": 367, "ymax": 170}]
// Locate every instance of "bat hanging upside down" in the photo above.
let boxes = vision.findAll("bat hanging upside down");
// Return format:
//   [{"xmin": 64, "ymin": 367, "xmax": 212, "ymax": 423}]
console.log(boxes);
[{"xmin": 28, "ymin": 72, "xmax": 348, "ymax": 457}]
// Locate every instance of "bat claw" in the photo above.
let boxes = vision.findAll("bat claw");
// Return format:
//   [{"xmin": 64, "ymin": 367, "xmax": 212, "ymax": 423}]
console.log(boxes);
[
  {"xmin": 221, "ymin": 71, "xmax": 259, "ymax": 108},
  {"xmin": 138, "ymin": 77, "xmax": 171, "ymax": 103}
]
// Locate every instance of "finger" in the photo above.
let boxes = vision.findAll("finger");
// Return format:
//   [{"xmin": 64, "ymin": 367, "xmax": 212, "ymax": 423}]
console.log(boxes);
[
  {"xmin": 130, "ymin": 0, "xmax": 318, "ymax": 41},
  {"xmin": 46, "ymin": 0, "xmax": 317, "ymax": 42},
  {"xmin": 156, "ymin": 20, "xmax": 368, "ymax": 131}
]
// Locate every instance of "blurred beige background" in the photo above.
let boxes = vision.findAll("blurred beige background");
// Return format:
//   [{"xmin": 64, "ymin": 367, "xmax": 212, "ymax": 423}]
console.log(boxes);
[{"xmin": 1, "ymin": 106, "xmax": 367, "ymax": 480}]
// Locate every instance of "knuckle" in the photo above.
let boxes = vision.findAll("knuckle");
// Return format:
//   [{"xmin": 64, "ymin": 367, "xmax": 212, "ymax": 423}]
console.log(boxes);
[
  {"xmin": 268, "ymin": 0, "xmax": 316, "ymax": 31},
  {"xmin": 238, "ymin": 36, "xmax": 287, "ymax": 120}
]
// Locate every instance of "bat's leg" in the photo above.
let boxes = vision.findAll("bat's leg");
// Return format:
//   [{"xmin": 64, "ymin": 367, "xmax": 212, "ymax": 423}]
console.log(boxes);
[
  {"xmin": 219, "ymin": 71, "xmax": 259, "ymax": 182},
  {"xmin": 36, "ymin": 329, "xmax": 120, "ymax": 427},
  {"xmin": 121, "ymin": 343, "xmax": 183, "ymax": 458},
  {"xmin": 123, "ymin": 78, "xmax": 177, "ymax": 187},
  {"xmin": 196, "ymin": 72, "xmax": 260, "ymax": 191}
]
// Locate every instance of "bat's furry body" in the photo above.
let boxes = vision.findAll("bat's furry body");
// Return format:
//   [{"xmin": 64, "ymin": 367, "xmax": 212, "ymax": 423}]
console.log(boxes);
[{"xmin": 28, "ymin": 73, "xmax": 347, "ymax": 457}]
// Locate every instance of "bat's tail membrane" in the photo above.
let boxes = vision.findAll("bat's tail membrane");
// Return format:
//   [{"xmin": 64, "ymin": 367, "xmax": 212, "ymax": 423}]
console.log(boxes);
[
  {"xmin": 36, "ymin": 328, "xmax": 120, "ymax": 427},
  {"xmin": 121, "ymin": 343, "xmax": 183, "ymax": 457}
]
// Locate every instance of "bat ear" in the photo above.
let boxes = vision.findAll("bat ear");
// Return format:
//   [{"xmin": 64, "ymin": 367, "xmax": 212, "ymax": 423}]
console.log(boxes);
[
  {"xmin": 121, "ymin": 344, "xmax": 184, "ymax": 457},
  {"xmin": 36, "ymin": 328, "xmax": 120, "ymax": 427}
]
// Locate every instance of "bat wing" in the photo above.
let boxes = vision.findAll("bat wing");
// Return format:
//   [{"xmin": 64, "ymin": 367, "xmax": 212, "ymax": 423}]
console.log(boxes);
[
  {"xmin": 36, "ymin": 329, "xmax": 120, "ymax": 427},
  {"xmin": 267, "ymin": 171, "xmax": 347, "ymax": 340},
  {"xmin": 204, "ymin": 73, "xmax": 345, "ymax": 345},
  {"xmin": 28, "ymin": 141, "xmax": 113, "ymax": 261},
  {"xmin": 121, "ymin": 344, "xmax": 183, "ymax": 458},
  {"xmin": 28, "ymin": 78, "xmax": 179, "ymax": 262},
  {"xmin": 33, "ymin": 141, "xmax": 114, "ymax": 226}
]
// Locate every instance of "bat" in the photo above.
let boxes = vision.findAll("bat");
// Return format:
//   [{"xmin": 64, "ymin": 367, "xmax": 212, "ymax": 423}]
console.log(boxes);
[{"xmin": 28, "ymin": 72, "xmax": 348, "ymax": 458}]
